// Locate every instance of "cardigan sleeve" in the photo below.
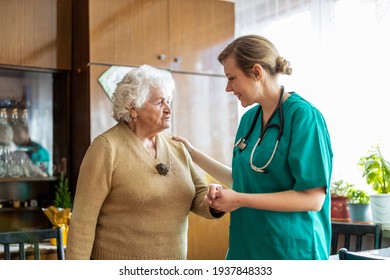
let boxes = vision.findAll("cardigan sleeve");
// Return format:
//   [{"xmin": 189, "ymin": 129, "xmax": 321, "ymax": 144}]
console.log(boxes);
[
  {"xmin": 183, "ymin": 147, "xmax": 221, "ymax": 219},
  {"xmin": 66, "ymin": 136, "xmax": 113, "ymax": 259}
]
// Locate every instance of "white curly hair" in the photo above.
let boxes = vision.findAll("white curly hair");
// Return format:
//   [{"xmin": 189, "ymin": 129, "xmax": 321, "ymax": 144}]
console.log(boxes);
[{"xmin": 112, "ymin": 65, "xmax": 175, "ymax": 122}]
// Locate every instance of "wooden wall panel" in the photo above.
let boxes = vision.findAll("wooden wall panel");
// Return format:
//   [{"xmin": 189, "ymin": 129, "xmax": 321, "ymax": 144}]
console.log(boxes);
[
  {"xmin": 89, "ymin": 0, "xmax": 170, "ymax": 68},
  {"xmin": 187, "ymin": 213, "xmax": 230, "ymax": 260},
  {"xmin": 169, "ymin": 0, "xmax": 234, "ymax": 75},
  {"xmin": 0, "ymin": 0, "xmax": 71, "ymax": 70}
]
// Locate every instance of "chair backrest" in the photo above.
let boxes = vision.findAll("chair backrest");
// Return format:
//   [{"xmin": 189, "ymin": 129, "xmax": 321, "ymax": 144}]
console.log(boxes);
[
  {"xmin": 0, "ymin": 227, "xmax": 65, "ymax": 260},
  {"xmin": 331, "ymin": 222, "xmax": 382, "ymax": 255},
  {"xmin": 338, "ymin": 248, "xmax": 385, "ymax": 260}
]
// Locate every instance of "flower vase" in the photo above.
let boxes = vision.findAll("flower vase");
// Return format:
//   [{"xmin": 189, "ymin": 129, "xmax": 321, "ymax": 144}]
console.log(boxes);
[
  {"xmin": 370, "ymin": 194, "xmax": 390, "ymax": 230},
  {"xmin": 331, "ymin": 195, "xmax": 351, "ymax": 222},
  {"xmin": 347, "ymin": 203, "xmax": 372, "ymax": 222},
  {"xmin": 50, "ymin": 225, "xmax": 68, "ymax": 246}
]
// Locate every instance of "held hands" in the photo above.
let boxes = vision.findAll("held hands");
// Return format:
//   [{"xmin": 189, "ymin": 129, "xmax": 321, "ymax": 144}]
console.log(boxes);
[{"xmin": 205, "ymin": 183, "xmax": 240, "ymax": 213}]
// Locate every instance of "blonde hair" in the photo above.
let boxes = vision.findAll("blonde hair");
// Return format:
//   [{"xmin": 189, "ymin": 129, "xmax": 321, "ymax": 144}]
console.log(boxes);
[
  {"xmin": 112, "ymin": 65, "xmax": 175, "ymax": 122},
  {"xmin": 218, "ymin": 34, "xmax": 292, "ymax": 77}
]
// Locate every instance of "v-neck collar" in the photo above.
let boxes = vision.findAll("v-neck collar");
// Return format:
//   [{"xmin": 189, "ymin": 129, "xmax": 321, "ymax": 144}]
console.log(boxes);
[{"xmin": 117, "ymin": 121, "xmax": 171, "ymax": 173}]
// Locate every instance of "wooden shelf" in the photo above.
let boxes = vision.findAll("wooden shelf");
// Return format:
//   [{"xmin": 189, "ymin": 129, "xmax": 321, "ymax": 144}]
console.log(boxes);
[
  {"xmin": 0, "ymin": 176, "xmax": 58, "ymax": 184},
  {"xmin": 0, "ymin": 207, "xmax": 43, "ymax": 213}
]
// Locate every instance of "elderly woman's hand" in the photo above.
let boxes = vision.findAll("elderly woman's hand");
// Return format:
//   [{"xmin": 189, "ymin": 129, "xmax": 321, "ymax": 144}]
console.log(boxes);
[
  {"xmin": 205, "ymin": 183, "xmax": 222, "ymax": 205},
  {"xmin": 207, "ymin": 185, "xmax": 241, "ymax": 213}
]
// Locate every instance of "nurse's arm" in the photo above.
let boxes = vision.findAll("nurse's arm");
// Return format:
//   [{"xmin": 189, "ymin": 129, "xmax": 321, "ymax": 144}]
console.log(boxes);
[
  {"xmin": 172, "ymin": 135, "xmax": 233, "ymax": 188},
  {"xmin": 212, "ymin": 186, "xmax": 326, "ymax": 212},
  {"xmin": 240, "ymin": 186, "xmax": 326, "ymax": 212}
]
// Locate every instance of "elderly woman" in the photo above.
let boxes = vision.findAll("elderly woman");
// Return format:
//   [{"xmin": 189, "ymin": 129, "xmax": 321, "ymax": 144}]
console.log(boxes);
[{"xmin": 66, "ymin": 65, "xmax": 221, "ymax": 260}]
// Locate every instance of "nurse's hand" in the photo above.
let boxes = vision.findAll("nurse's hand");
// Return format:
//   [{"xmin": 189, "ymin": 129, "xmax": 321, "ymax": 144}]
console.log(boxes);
[
  {"xmin": 171, "ymin": 135, "xmax": 194, "ymax": 153},
  {"xmin": 208, "ymin": 187, "xmax": 241, "ymax": 213}
]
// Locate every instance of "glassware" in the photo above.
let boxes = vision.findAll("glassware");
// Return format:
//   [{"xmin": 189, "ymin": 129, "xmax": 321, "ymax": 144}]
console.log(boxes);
[
  {"xmin": 10, "ymin": 108, "xmax": 19, "ymax": 126},
  {"xmin": 0, "ymin": 145, "xmax": 8, "ymax": 177},
  {"xmin": 8, "ymin": 152, "xmax": 24, "ymax": 178},
  {"xmin": 0, "ymin": 108, "xmax": 8, "ymax": 125}
]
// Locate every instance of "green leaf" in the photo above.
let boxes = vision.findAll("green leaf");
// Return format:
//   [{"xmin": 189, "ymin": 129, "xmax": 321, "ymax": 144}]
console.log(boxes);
[
  {"xmin": 364, "ymin": 159, "xmax": 380, "ymax": 171},
  {"xmin": 54, "ymin": 174, "xmax": 73, "ymax": 209},
  {"xmin": 359, "ymin": 144, "xmax": 390, "ymax": 194},
  {"xmin": 383, "ymin": 160, "xmax": 390, "ymax": 174}
]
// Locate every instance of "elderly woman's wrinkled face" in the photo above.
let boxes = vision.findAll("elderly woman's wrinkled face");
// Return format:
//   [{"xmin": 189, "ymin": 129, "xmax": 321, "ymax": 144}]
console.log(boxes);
[{"xmin": 136, "ymin": 88, "xmax": 172, "ymax": 134}]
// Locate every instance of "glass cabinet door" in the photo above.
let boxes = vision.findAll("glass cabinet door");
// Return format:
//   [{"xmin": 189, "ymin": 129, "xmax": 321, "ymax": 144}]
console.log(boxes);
[
  {"xmin": 0, "ymin": 67, "xmax": 69, "ymax": 231},
  {"xmin": 0, "ymin": 69, "xmax": 53, "ymax": 177}
]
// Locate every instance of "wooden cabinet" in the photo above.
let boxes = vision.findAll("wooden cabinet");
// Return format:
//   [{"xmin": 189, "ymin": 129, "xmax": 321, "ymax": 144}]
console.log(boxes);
[
  {"xmin": 89, "ymin": 0, "xmax": 170, "ymax": 70},
  {"xmin": 168, "ymin": 0, "xmax": 234, "ymax": 74},
  {"xmin": 0, "ymin": 0, "xmax": 72, "ymax": 70},
  {"xmin": 88, "ymin": 0, "xmax": 234, "ymax": 75}
]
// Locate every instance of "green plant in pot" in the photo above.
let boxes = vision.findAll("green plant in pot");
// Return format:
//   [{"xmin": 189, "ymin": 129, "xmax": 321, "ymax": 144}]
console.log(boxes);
[
  {"xmin": 331, "ymin": 179, "xmax": 353, "ymax": 197},
  {"xmin": 358, "ymin": 144, "xmax": 390, "ymax": 226},
  {"xmin": 346, "ymin": 187, "xmax": 371, "ymax": 222},
  {"xmin": 330, "ymin": 179, "xmax": 353, "ymax": 221},
  {"xmin": 42, "ymin": 173, "xmax": 72, "ymax": 246},
  {"xmin": 346, "ymin": 188, "xmax": 370, "ymax": 204}
]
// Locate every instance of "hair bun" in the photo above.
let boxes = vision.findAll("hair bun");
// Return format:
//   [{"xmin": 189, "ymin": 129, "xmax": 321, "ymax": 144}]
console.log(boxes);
[{"xmin": 276, "ymin": 56, "xmax": 293, "ymax": 75}]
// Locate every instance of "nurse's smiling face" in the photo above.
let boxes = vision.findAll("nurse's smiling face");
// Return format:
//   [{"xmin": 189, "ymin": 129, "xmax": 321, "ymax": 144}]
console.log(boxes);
[{"xmin": 223, "ymin": 56, "xmax": 258, "ymax": 108}]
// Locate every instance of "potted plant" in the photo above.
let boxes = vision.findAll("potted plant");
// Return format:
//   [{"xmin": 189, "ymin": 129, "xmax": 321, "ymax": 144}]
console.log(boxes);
[
  {"xmin": 42, "ymin": 173, "xmax": 72, "ymax": 246},
  {"xmin": 330, "ymin": 179, "xmax": 353, "ymax": 221},
  {"xmin": 358, "ymin": 144, "xmax": 390, "ymax": 227},
  {"xmin": 346, "ymin": 187, "xmax": 371, "ymax": 222}
]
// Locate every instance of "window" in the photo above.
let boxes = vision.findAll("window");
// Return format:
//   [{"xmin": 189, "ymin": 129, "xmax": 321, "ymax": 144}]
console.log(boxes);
[{"xmin": 235, "ymin": 0, "xmax": 390, "ymax": 188}]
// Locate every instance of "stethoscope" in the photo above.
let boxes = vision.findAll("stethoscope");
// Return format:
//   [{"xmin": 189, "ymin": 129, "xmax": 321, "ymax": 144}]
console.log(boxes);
[{"xmin": 234, "ymin": 86, "xmax": 285, "ymax": 173}]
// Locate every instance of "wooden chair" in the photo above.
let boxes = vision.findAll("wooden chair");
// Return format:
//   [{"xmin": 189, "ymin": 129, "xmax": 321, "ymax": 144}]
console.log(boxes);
[
  {"xmin": 0, "ymin": 227, "xmax": 65, "ymax": 260},
  {"xmin": 331, "ymin": 221, "xmax": 382, "ymax": 255},
  {"xmin": 338, "ymin": 248, "xmax": 385, "ymax": 260}
]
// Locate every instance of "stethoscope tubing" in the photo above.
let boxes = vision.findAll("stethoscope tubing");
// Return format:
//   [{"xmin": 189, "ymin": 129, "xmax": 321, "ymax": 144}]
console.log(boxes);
[
  {"xmin": 250, "ymin": 139, "xmax": 280, "ymax": 173},
  {"xmin": 235, "ymin": 86, "xmax": 285, "ymax": 173}
]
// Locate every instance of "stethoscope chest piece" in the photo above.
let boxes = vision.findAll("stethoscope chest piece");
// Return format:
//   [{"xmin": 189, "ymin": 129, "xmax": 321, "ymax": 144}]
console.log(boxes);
[{"xmin": 234, "ymin": 138, "xmax": 248, "ymax": 150}]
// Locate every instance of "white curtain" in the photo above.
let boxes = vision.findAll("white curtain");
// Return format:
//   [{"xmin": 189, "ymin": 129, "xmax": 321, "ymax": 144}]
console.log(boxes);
[{"xmin": 234, "ymin": 0, "xmax": 390, "ymax": 189}]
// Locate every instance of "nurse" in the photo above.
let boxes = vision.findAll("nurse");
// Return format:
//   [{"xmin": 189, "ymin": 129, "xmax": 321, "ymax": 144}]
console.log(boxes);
[{"xmin": 172, "ymin": 34, "xmax": 333, "ymax": 259}]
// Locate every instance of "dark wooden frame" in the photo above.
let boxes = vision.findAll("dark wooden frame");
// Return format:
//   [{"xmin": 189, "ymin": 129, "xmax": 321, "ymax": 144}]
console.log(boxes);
[{"xmin": 331, "ymin": 221, "xmax": 382, "ymax": 255}]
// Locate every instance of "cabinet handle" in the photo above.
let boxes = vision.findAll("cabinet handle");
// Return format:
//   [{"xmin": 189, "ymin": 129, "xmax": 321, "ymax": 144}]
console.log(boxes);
[
  {"xmin": 158, "ymin": 54, "xmax": 167, "ymax": 61},
  {"xmin": 174, "ymin": 56, "xmax": 183, "ymax": 63}
]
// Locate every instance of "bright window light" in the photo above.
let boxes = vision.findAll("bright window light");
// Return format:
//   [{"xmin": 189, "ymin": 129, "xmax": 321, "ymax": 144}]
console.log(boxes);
[{"xmin": 235, "ymin": 0, "xmax": 390, "ymax": 190}]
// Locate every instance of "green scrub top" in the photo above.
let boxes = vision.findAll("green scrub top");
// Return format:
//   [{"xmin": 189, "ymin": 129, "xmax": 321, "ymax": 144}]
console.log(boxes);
[{"xmin": 228, "ymin": 92, "xmax": 333, "ymax": 260}]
